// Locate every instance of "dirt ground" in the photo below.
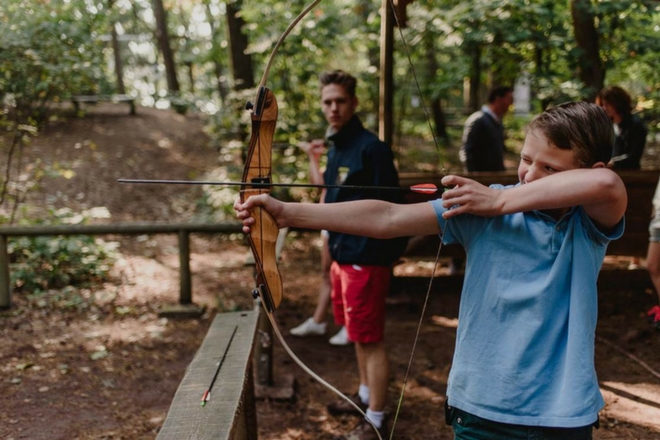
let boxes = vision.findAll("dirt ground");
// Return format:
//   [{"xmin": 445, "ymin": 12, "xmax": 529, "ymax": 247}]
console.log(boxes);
[{"xmin": 1, "ymin": 103, "xmax": 660, "ymax": 439}]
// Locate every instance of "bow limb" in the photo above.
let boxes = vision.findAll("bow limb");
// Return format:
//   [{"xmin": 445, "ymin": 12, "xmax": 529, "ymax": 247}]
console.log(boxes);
[
  {"xmin": 241, "ymin": 87, "xmax": 282, "ymax": 312},
  {"xmin": 257, "ymin": 0, "xmax": 323, "ymax": 90},
  {"xmin": 241, "ymin": 91, "xmax": 383, "ymax": 439},
  {"xmin": 241, "ymin": 3, "xmax": 383, "ymax": 439},
  {"xmin": 241, "ymin": 0, "xmax": 322, "ymax": 311}
]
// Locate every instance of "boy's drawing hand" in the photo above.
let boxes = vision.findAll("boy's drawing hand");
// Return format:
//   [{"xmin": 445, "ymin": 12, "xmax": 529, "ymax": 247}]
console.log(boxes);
[
  {"xmin": 234, "ymin": 194, "xmax": 285, "ymax": 234},
  {"xmin": 440, "ymin": 175, "xmax": 503, "ymax": 218}
]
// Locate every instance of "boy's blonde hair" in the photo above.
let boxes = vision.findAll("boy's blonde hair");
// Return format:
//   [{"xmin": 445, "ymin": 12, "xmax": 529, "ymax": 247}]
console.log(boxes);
[{"xmin": 528, "ymin": 101, "xmax": 614, "ymax": 167}]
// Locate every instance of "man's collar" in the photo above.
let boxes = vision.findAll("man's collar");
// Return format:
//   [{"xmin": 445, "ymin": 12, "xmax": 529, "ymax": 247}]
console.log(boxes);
[
  {"xmin": 327, "ymin": 115, "xmax": 362, "ymax": 143},
  {"xmin": 482, "ymin": 105, "xmax": 501, "ymax": 123}
]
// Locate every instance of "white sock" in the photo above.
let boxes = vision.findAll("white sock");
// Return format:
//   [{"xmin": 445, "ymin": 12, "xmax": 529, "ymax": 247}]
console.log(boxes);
[
  {"xmin": 358, "ymin": 384, "xmax": 370, "ymax": 405},
  {"xmin": 365, "ymin": 408, "xmax": 384, "ymax": 429}
]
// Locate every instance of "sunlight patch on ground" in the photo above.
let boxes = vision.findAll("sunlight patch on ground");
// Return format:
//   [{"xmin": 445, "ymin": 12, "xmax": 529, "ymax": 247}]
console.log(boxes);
[
  {"xmin": 601, "ymin": 381, "xmax": 660, "ymax": 432},
  {"xmin": 74, "ymin": 316, "xmax": 169, "ymax": 348}
]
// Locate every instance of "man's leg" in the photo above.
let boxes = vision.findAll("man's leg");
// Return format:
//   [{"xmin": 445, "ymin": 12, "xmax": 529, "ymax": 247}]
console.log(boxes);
[
  {"xmin": 312, "ymin": 233, "xmax": 333, "ymax": 323},
  {"xmin": 355, "ymin": 340, "xmax": 388, "ymax": 411},
  {"xmin": 646, "ymin": 239, "xmax": 660, "ymax": 328}
]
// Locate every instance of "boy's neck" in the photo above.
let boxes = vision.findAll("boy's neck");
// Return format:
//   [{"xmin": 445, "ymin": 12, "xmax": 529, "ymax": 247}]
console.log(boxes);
[{"xmin": 540, "ymin": 207, "xmax": 570, "ymax": 221}]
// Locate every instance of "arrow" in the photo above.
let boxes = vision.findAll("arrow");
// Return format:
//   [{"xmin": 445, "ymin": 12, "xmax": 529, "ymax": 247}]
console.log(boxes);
[
  {"xmin": 201, "ymin": 325, "xmax": 238, "ymax": 407},
  {"xmin": 117, "ymin": 178, "xmax": 442, "ymax": 195}
]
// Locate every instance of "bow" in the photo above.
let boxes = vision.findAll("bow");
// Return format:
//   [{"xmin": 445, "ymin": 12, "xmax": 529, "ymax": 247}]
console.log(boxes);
[
  {"xmin": 242, "ymin": 2, "xmax": 449, "ymax": 439},
  {"xmin": 240, "ymin": 1, "xmax": 385, "ymax": 439}
]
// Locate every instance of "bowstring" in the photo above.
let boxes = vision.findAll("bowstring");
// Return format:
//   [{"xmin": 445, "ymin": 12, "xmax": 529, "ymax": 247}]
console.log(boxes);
[
  {"xmin": 249, "ymin": 2, "xmax": 384, "ymax": 439},
  {"xmin": 386, "ymin": 1, "xmax": 449, "ymax": 438}
]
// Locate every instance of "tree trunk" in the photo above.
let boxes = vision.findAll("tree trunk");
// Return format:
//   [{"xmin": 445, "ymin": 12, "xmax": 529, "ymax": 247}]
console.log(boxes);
[
  {"xmin": 225, "ymin": 0, "xmax": 254, "ymax": 91},
  {"xmin": 467, "ymin": 43, "xmax": 481, "ymax": 113},
  {"xmin": 108, "ymin": 0, "xmax": 126, "ymax": 94},
  {"xmin": 423, "ymin": 31, "xmax": 449, "ymax": 144},
  {"xmin": 570, "ymin": 0, "xmax": 604, "ymax": 101},
  {"xmin": 111, "ymin": 25, "xmax": 126, "ymax": 94},
  {"xmin": 202, "ymin": 0, "xmax": 229, "ymax": 103},
  {"xmin": 152, "ymin": 0, "xmax": 180, "ymax": 93}
]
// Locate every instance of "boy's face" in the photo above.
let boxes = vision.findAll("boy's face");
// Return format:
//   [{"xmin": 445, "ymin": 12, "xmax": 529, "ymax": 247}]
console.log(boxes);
[
  {"xmin": 320, "ymin": 83, "xmax": 358, "ymax": 132},
  {"xmin": 518, "ymin": 129, "xmax": 579, "ymax": 184}
]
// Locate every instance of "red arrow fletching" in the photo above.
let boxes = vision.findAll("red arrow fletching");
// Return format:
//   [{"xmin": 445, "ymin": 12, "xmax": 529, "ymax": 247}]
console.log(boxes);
[{"xmin": 409, "ymin": 183, "xmax": 438, "ymax": 194}]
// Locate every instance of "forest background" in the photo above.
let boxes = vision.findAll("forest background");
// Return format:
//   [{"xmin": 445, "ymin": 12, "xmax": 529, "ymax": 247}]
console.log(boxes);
[
  {"xmin": 4, "ymin": 0, "xmax": 660, "ymax": 227},
  {"xmin": 3, "ymin": 0, "xmax": 660, "ymax": 365},
  {"xmin": 2, "ymin": 1, "xmax": 660, "ymax": 438}
]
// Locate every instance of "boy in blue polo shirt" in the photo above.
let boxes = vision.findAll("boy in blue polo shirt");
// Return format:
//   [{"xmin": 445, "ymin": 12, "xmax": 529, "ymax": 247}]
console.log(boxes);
[{"xmin": 235, "ymin": 101, "xmax": 627, "ymax": 440}]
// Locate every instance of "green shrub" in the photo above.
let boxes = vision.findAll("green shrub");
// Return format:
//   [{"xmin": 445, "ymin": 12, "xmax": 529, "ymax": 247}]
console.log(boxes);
[{"xmin": 8, "ymin": 208, "xmax": 118, "ymax": 296}]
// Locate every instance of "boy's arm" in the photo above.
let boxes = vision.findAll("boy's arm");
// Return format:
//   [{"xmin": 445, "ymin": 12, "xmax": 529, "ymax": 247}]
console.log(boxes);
[
  {"xmin": 441, "ymin": 168, "xmax": 627, "ymax": 228},
  {"xmin": 234, "ymin": 195, "xmax": 441, "ymax": 238}
]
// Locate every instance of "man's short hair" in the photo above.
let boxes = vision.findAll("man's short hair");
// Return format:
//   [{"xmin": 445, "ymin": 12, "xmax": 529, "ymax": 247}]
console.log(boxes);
[
  {"xmin": 319, "ymin": 70, "xmax": 357, "ymax": 97},
  {"xmin": 488, "ymin": 86, "xmax": 514, "ymax": 103},
  {"xmin": 527, "ymin": 101, "xmax": 614, "ymax": 167},
  {"xmin": 597, "ymin": 86, "xmax": 633, "ymax": 117}
]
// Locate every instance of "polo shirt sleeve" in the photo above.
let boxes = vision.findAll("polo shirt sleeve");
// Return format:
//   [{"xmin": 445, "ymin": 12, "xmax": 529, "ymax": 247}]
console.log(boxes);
[
  {"xmin": 427, "ymin": 199, "xmax": 490, "ymax": 246},
  {"xmin": 427, "ymin": 184, "xmax": 517, "ymax": 246},
  {"xmin": 578, "ymin": 206, "xmax": 625, "ymax": 244}
]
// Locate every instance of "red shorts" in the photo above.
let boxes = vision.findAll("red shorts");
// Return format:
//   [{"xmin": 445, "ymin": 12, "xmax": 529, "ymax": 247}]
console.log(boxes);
[{"xmin": 330, "ymin": 262, "xmax": 392, "ymax": 344}]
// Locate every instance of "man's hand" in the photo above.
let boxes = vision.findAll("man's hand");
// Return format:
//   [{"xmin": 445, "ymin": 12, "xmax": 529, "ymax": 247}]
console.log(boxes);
[
  {"xmin": 298, "ymin": 140, "xmax": 326, "ymax": 162},
  {"xmin": 234, "ymin": 194, "xmax": 286, "ymax": 234},
  {"xmin": 440, "ymin": 175, "xmax": 503, "ymax": 218}
]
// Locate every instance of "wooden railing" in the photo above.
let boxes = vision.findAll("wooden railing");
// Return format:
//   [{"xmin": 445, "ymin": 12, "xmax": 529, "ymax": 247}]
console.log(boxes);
[
  {"xmin": 156, "ymin": 309, "xmax": 260, "ymax": 440},
  {"xmin": 0, "ymin": 222, "xmax": 243, "ymax": 310}
]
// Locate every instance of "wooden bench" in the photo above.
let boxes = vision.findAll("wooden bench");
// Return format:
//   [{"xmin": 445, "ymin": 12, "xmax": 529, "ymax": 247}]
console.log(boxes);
[
  {"xmin": 71, "ymin": 94, "xmax": 136, "ymax": 115},
  {"xmin": 399, "ymin": 169, "xmax": 660, "ymax": 258},
  {"xmin": 157, "ymin": 310, "xmax": 260, "ymax": 440}
]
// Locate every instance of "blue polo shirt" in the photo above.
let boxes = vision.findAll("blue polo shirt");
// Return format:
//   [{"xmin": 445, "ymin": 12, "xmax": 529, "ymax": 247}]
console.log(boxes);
[{"xmin": 430, "ymin": 183, "xmax": 624, "ymax": 427}]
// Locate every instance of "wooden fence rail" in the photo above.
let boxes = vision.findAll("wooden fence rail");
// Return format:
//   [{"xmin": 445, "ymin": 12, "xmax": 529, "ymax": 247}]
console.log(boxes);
[{"xmin": 0, "ymin": 221, "xmax": 243, "ymax": 309}]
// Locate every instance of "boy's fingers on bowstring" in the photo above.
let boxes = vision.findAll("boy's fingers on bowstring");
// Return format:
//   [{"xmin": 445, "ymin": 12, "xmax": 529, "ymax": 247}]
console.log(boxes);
[
  {"xmin": 441, "ymin": 175, "xmax": 471, "ymax": 200},
  {"xmin": 441, "ymin": 174, "xmax": 471, "ymax": 189}
]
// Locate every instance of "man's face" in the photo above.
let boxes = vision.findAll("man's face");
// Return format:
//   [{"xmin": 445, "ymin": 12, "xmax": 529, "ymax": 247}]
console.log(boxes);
[
  {"xmin": 320, "ymin": 83, "xmax": 358, "ymax": 132},
  {"xmin": 493, "ymin": 91, "xmax": 514, "ymax": 117},
  {"xmin": 518, "ymin": 129, "xmax": 579, "ymax": 185},
  {"xmin": 598, "ymin": 99, "xmax": 618, "ymax": 120}
]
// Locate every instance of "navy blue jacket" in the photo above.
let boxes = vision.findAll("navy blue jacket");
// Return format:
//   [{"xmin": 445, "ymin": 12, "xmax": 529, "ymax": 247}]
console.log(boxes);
[
  {"xmin": 323, "ymin": 115, "xmax": 408, "ymax": 266},
  {"xmin": 460, "ymin": 109, "xmax": 506, "ymax": 172},
  {"xmin": 612, "ymin": 114, "xmax": 648, "ymax": 170}
]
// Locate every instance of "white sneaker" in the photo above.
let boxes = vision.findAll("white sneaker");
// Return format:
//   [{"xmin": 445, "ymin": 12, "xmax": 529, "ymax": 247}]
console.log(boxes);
[
  {"xmin": 290, "ymin": 317, "xmax": 327, "ymax": 336},
  {"xmin": 328, "ymin": 326, "xmax": 351, "ymax": 346}
]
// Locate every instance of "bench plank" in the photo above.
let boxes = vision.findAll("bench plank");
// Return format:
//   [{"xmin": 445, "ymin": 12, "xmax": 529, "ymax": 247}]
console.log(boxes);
[
  {"xmin": 71, "ymin": 94, "xmax": 136, "ymax": 115},
  {"xmin": 157, "ymin": 310, "xmax": 259, "ymax": 440}
]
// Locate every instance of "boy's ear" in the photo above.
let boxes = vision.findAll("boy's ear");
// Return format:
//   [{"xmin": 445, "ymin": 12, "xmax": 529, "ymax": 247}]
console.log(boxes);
[{"xmin": 591, "ymin": 161, "xmax": 607, "ymax": 169}]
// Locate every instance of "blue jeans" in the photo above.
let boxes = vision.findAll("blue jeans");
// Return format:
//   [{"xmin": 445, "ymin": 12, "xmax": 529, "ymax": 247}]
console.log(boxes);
[{"xmin": 445, "ymin": 403, "xmax": 595, "ymax": 440}]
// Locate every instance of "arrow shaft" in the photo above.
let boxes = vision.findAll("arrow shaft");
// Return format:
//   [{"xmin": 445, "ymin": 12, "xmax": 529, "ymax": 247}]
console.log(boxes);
[{"xmin": 118, "ymin": 178, "xmax": 438, "ymax": 194}]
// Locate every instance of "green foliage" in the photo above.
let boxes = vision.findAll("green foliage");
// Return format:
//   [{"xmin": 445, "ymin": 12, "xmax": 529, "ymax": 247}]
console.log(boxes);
[
  {"xmin": 8, "ymin": 208, "xmax": 118, "ymax": 296},
  {"xmin": 0, "ymin": 0, "xmax": 109, "ymax": 121}
]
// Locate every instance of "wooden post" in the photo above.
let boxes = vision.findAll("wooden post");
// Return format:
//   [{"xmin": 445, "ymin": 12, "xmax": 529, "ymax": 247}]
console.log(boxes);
[
  {"xmin": 0, "ymin": 235, "xmax": 10, "ymax": 309},
  {"xmin": 379, "ymin": 0, "xmax": 394, "ymax": 145},
  {"xmin": 178, "ymin": 230, "xmax": 192, "ymax": 305},
  {"xmin": 253, "ymin": 299, "xmax": 273, "ymax": 386}
]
